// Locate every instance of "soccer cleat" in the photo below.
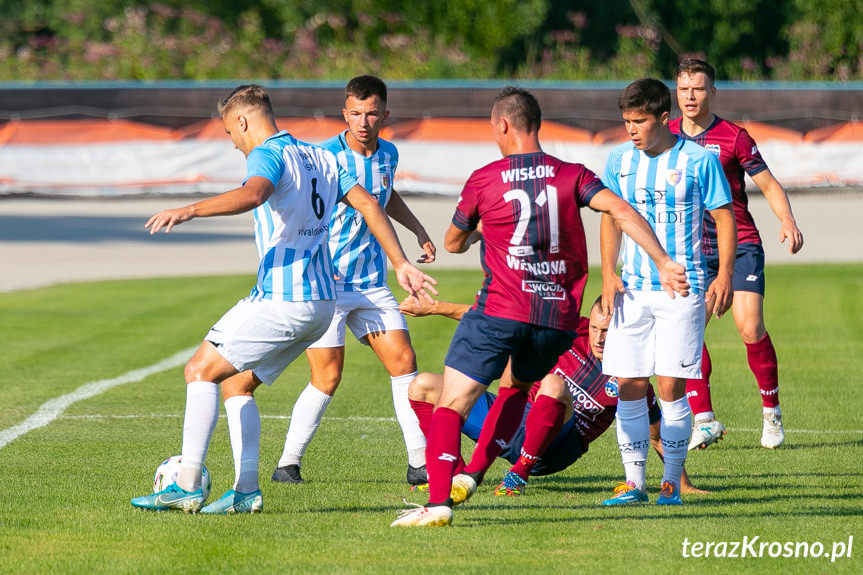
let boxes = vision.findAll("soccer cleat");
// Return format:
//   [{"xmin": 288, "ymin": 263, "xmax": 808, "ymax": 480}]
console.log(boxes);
[
  {"xmin": 200, "ymin": 489, "xmax": 263, "ymax": 514},
  {"xmin": 656, "ymin": 481, "xmax": 683, "ymax": 505},
  {"xmin": 761, "ymin": 412, "xmax": 785, "ymax": 449},
  {"xmin": 688, "ymin": 419, "xmax": 727, "ymax": 451},
  {"xmin": 390, "ymin": 503, "xmax": 453, "ymax": 527},
  {"xmin": 450, "ymin": 473, "xmax": 478, "ymax": 506},
  {"xmin": 494, "ymin": 470, "xmax": 527, "ymax": 496},
  {"xmin": 410, "ymin": 483, "xmax": 429, "ymax": 493},
  {"xmin": 601, "ymin": 481, "xmax": 648, "ymax": 506},
  {"xmin": 131, "ymin": 482, "xmax": 204, "ymax": 513},
  {"xmin": 272, "ymin": 464, "xmax": 304, "ymax": 484},
  {"xmin": 407, "ymin": 464, "xmax": 428, "ymax": 487}
]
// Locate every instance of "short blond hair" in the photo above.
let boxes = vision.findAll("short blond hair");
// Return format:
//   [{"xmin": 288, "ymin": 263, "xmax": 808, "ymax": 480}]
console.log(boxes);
[{"xmin": 217, "ymin": 84, "xmax": 275, "ymax": 119}]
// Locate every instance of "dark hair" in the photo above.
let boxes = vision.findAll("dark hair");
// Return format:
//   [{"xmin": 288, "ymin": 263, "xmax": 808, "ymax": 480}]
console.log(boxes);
[
  {"xmin": 590, "ymin": 295, "xmax": 603, "ymax": 314},
  {"xmin": 677, "ymin": 58, "xmax": 716, "ymax": 86},
  {"xmin": 217, "ymin": 84, "xmax": 275, "ymax": 119},
  {"xmin": 345, "ymin": 75, "xmax": 388, "ymax": 103},
  {"xmin": 617, "ymin": 78, "xmax": 671, "ymax": 118},
  {"xmin": 493, "ymin": 86, "xmax": 542, "ymax": 133}
]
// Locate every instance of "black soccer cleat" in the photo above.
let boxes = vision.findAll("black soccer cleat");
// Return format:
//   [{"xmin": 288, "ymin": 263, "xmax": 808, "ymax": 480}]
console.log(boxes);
[
  {"xmin": 406, "ymin": 464, "xmax": 428, "ymax": 486},
  {"xmin": 272, "ymin": 464, "xmax": 304, "ymax": 484}
]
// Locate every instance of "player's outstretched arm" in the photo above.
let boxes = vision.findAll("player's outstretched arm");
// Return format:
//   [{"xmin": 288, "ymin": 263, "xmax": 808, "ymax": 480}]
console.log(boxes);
[
  {"xmin": 443, "ymin": 223, "xmax": 481, "ymax": 254},
  {"xmin": 399, "ymin": 297, "xmax": 470, "ymax": 321},
  {"xmin": 599, "ymin": 213, "xmax": 624, "ymax": 316},
  {"xmin": 385, "ymin": 190, "xmax": 436, "ymax": 263},
  {"xmin": 750, "ymin": 170, "xmax": 804, "ymax": 254},
  {"xmin": 145, "ymin": 177, "xmax": 273, "ymax": 234},
  {"xmin": 343, "ymin": 185, "xmax": 438, "ymax": 301},
  {"xmin": 590, "ymin": 189, "xmax": 690, "ymax": 299},
  {"xmin": 705, "ymin": 204, "xmax": 737, "ymax": 318}
]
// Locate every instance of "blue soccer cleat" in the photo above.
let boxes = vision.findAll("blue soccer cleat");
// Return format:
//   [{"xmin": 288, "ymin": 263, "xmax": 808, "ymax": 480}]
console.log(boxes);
[
  {"xmin": 601, "ymin": 481, "xmax": 648, "ymax": 506},
  {"xmin": 200, "ymin": 489, "xmax": 263, "ymax": 514},
  {"xmin": 656, "ymin": 481, "xmax": 683, "ymax": 505},
  {"xmin": 131, "ymin": 482, "xmax": 205, "ymax": 513}
]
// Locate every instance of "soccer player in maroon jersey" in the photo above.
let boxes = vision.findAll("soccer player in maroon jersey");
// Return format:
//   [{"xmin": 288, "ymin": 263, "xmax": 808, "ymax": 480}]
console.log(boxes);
[
  {"xmin": 671, "ymin": 59, "xmax": 804, "ymax": 450},
  {"xmin": 391, "ymin": 86, "xmax": 690, "ymax": 527},
  {"xmin": 400, "ymin": 296, "xmax": 705, "ymax": 497}
]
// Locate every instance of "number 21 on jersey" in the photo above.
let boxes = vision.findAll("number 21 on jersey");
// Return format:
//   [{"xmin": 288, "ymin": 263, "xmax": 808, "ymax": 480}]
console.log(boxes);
[{"xmin": 503, "ymin": 184, "xmax": 559, "ymax": 256}]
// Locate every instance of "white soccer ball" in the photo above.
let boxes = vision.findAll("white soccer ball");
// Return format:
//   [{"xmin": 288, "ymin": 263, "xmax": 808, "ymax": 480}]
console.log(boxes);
[{"xmin": 153, "ymin": 455, "xmax": 211, "ymax": 499}]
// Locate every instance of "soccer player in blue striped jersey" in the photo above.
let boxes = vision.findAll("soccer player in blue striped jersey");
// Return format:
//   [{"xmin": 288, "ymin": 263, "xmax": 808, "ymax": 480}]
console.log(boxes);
[
  {"xmin": 599, "ymin": 78, "xmax": 736, "ymax": 506},
  {"xmin": 131, "ymin": 84, "xmax": 435, "ymax": 514},
  {"xmin": 273, "ymin": 76, "xmax": 436, "ymax": 487}
]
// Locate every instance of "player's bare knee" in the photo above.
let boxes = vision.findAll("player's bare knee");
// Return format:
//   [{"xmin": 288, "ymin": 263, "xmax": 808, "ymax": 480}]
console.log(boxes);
[
  {"xmin": 184, "ymin": 359, "xmax": 208, "ymax": 384},
  {"xmin": 310, "ymin": 373, "xmax": 341, "ymax": 396},
  {"xmin": 386, "ymin": 346, "xmax": 417, "ymax": 377},
  {"xmin": 537, "ymin": 374, "xmax": 569, "ymax": 401},
  {"xmin": 409, "ymin": 372, "xmax": 441, "ymax": 402},
  {"xmin": 738, "ymin": 322, "xmax": 766, "ymax": 344}
]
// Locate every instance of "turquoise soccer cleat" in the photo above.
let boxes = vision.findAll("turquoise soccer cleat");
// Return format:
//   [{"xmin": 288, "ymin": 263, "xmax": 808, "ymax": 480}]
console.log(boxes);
[
  {"xmin": 656, "ymin": 481, "xmax": 683, "ymax": 505},
  {"xmin": 601, "ymin": 481, "xmax": 649, "ymax": 506},
  {"xmin": 131, "ymin": 482, "xmax": 205, "ymax": 513},
  {"xmin": 200, "ymin": 489, "xmax": 263, "ymax": 514}
]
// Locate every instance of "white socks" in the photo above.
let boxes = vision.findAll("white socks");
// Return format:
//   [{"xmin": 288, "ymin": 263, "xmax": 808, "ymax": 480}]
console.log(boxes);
[
  {"xmin": 177, "ymin": 381, "xmax": 219, "ymax": 492},
  {"xmin": 659, "ymin": 396, "xmax": 692, "ymax": 488},
  {"xmin": 615, "ymin": 398, "xmax": 650, "ymax": 491},
  {"xmin": 391, "ymin": 371, "xmax": 426, "ymax": 468},
  {"xmin": 278, "ymin": 383, "xmax": 332, "ymax": 468},
  {"xmin": 225, "ymin": 395, "xmax": 261, "ymax": 494}
]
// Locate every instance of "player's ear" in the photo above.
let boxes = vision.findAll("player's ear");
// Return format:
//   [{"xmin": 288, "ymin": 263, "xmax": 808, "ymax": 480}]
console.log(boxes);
[
  {"xmin": 342, "ymin": 108, "xmax": 350, "ymax": 124},
  {"xmin": 659, "ymin": 111, "xmax": 669, "ymax": 126}
]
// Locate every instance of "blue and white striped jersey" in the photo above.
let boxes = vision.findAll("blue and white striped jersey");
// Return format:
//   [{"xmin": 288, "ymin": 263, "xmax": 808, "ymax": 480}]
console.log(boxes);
[
  {"xmin": 602, "ymin": 136, "xmax": 731, "ymax": 294},
  {"xmin": 320, "ymin": 131, "xmax": 398, "ymax": 291},
  {"xmin": 244, "ymin": 131, "xmax": 358, "ymax": 301}
]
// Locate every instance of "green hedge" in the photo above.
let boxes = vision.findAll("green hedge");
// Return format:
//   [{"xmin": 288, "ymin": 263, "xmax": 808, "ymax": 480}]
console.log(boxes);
[{"xmin": 0, "ymin": 0, "xmax": 859, "ymax": 81}]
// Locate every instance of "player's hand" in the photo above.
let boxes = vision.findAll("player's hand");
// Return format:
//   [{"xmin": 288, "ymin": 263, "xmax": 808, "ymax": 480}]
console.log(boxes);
[
  {"xmin": 600, "ymin": 272, "xmax": 624, "ymax": 317},
  {"xmin": 416, "ymin": 231, "xmax": 436, "ymax": 264},
  {"xmin": 658, "ymin": 259, "xmax": 690, "ymax": 299},
  {"xmin": 395, "ymin": 262, "xmax": 438, "ymax": 305},
  {"xmin": 705, "ymin": 274, "xmax": 733, "ymax": 318},
  {"xmin": 398, "ymin": 295, "xmax": 439, "ymax": 317},
  {"xmin": 779, "ymin": 221, "xmax": 804, "ymax": 254},
  {"xmin": 145, "ymin": 207, "xmax": 193, "ymax": 234}
]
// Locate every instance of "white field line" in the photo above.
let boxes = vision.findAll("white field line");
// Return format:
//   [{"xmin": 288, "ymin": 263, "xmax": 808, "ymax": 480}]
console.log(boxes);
[
  {"xmin": 0, "ymin": 347, "xmax": 196, "ymax": 451},
  {"xmin": 2, "ymin": 343, "xmax": 861, "ymax": 453},
  {"xmin": 57, "ymin": 413, "xmax": 863, "ymax": 435}
]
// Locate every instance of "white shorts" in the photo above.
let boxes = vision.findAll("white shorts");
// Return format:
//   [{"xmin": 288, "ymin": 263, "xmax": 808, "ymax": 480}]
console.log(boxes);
[
  {"xmin": 206, "ymin": 296, "xmax": 336, "ymax": 385},
  {"xmin": 601, "ymin": 290, "xmax": 705, "ymax": 379},
  {"xmin": 308, "ymin": 286, "xmax": 408, "ymax": 348}
]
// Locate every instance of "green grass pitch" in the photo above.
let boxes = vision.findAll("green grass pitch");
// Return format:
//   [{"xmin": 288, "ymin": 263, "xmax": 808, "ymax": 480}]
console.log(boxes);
[{"xmin": 0, "ymin": 265, "xmax": 861, "ymax": 574}]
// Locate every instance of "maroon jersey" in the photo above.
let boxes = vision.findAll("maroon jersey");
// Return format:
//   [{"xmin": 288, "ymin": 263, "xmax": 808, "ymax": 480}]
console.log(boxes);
[
  {"xmin": 528, "ymin": 317, "xmax": 659, "ymax": 446},
  {"xmin": 452, "ymin": 152, "xmax": 602, "ymax": 331},
  {"xmin": 669, "ymin": 116, "xmax": 768, "ymax": 255}
]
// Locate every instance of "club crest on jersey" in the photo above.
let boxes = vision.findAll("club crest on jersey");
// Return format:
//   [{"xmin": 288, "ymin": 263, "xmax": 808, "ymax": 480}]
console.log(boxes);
[
  {"xmin": 380, "ymin": 168, "xmax": 391, "ymax": 189},
  {"xmin": 706, "ymin": 144, "xmax": 721, "ymax": 156},
  {"xmin": 605, "ymin": 378, "xmax": 619, "ymax": 398},
  {"xmin": 666, "ymin": 169, "xmax": 682, "ymax": 187}
]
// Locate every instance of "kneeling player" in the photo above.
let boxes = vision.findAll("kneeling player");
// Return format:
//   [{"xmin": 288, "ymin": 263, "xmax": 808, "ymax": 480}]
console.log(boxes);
[{"xmin": 403, "ymin": 296, "xmax": 703, "ymax": 499}]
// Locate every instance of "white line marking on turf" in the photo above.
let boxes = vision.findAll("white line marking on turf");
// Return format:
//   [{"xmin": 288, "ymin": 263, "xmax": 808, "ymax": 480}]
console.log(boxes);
[
  {"xmin": 56, "ymin": 414, "xmax": 863, "ymax": 435},
  {"xmin": 0, "ymin": 347, "xmax": 196, "ymax": 451},
  {"xmin": 62, "ymin": 413, "xmax": 400, "ymax": 422}
]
